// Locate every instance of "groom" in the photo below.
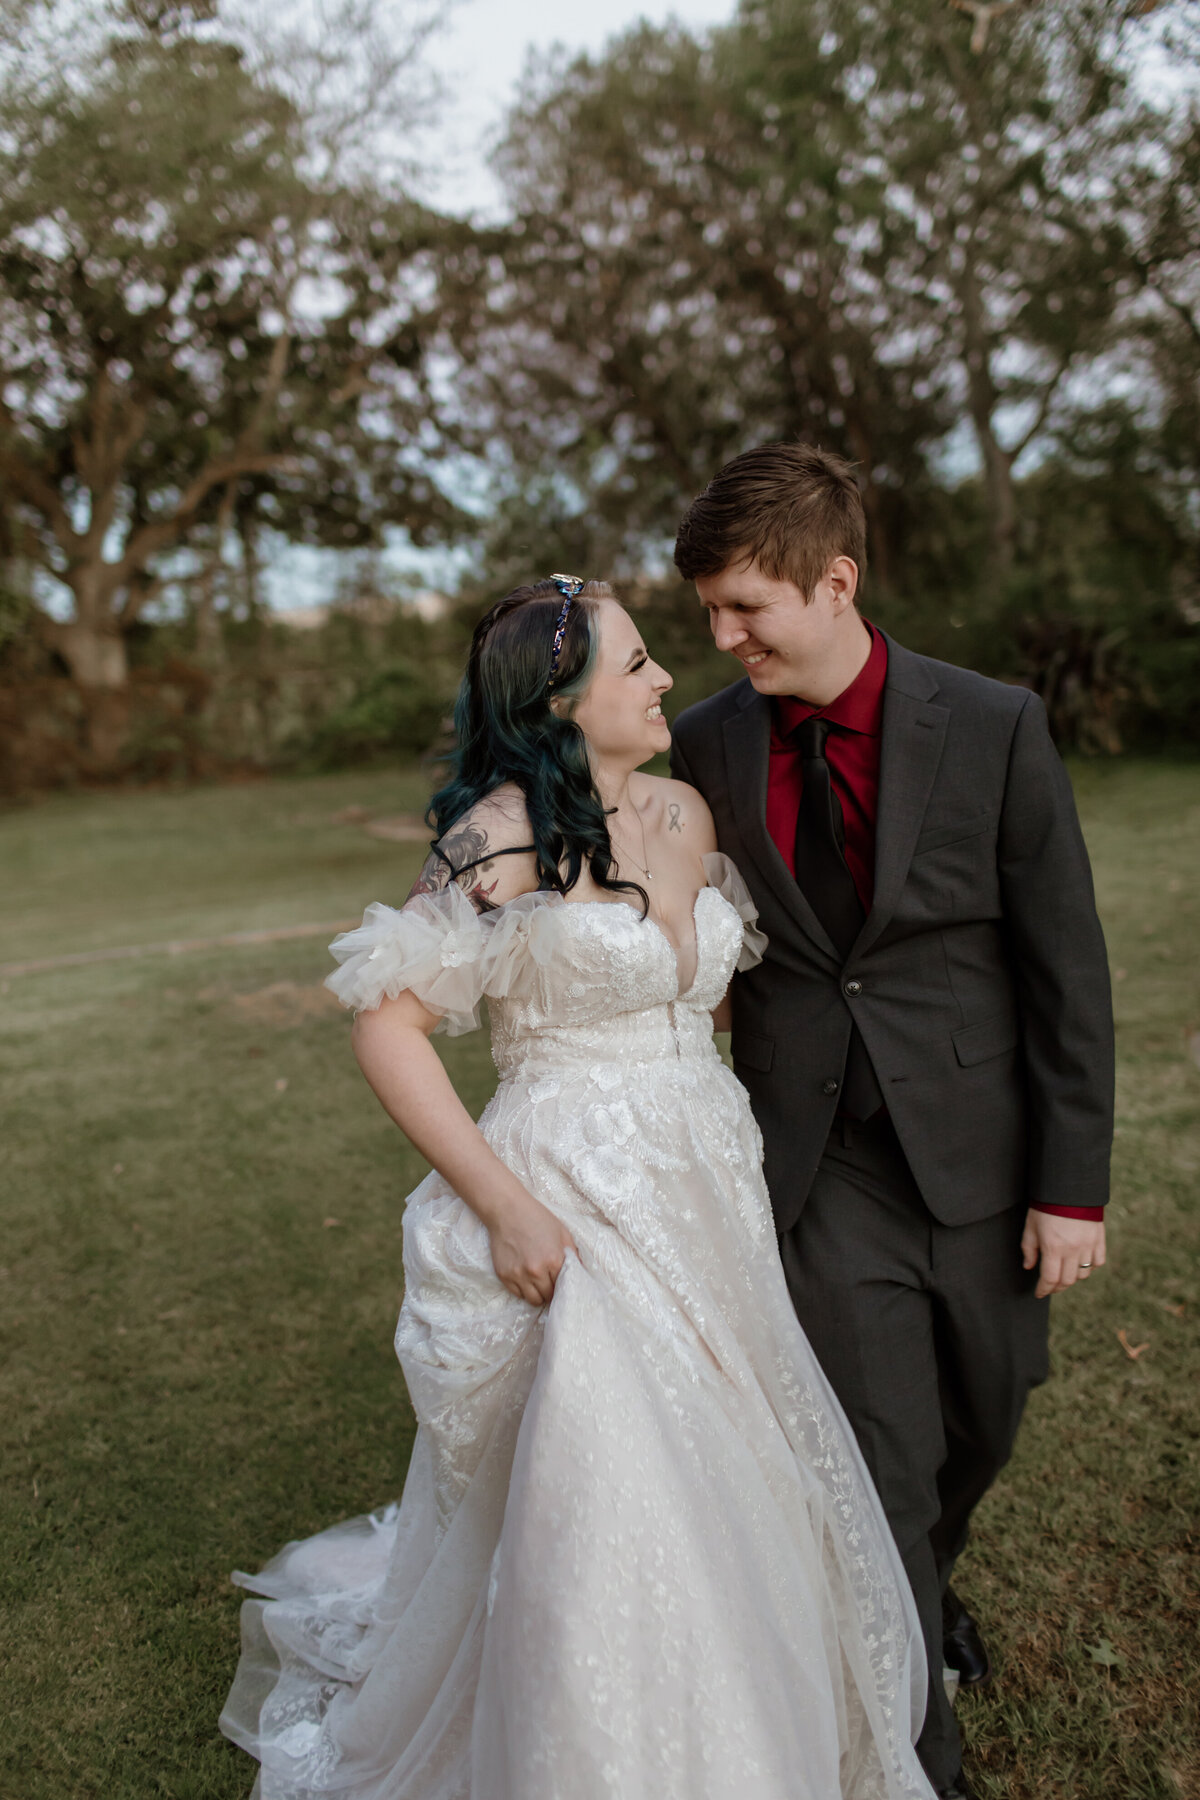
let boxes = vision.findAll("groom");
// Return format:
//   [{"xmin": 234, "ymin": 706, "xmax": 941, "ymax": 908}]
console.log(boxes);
[{"xmin": 668, "ymin": 443, "xmax": 1113, "ymax": 1799}]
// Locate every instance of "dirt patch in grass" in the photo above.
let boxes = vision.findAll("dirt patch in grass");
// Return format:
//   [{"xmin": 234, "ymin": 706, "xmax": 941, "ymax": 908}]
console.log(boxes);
[{"xmin": 202, "ymin": 980, "xmax": 344, "ymax": 1029}]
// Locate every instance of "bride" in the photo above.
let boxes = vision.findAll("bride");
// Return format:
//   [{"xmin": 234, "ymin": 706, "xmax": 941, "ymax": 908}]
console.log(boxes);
[{"xmin": 220, "ymin": 576, "xmax": 937, "ymax": 1800}]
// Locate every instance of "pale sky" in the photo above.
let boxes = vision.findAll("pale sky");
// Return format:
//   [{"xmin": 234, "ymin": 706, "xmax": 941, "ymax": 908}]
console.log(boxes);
[{"xmin": 419, "ymin": 0, "xmax": 738, "ymax": 215}]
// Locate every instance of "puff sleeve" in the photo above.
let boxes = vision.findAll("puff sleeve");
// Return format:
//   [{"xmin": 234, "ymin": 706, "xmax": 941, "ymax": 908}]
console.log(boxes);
[
  {"xmin": 701, "ymin": 852, "xmax": 768, "ymax": 972},
  {"xmin": 325, "ymin": 884, "xmax": 561, "ymax": 1034}
]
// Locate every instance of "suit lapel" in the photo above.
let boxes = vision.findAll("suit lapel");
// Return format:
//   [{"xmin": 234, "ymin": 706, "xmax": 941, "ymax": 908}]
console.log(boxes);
[
  {"xmin": 856, "ymin": 635, "xmax": 950, "ymax": 958},
  {"xmin": 722, "ymin": 685, "xmax": 840, "ymax": 963}
]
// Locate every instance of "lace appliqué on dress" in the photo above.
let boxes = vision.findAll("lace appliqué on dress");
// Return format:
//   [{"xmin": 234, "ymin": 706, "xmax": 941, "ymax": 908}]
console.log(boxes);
[{"xmin": 221, "ymin": 859, "xmax": 937, "ymax": 1800}]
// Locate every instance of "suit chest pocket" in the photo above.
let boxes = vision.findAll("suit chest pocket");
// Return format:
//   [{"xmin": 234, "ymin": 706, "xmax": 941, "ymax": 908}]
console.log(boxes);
[
  {"xmin": 912, "ymin": 811, "xmax": 994, "ymax": 857},
  {"xmin": 733, "ymin": 1031, "xmax": 775, "ymax": 1074},
  {"xmin": 952, "ymin": 1012, "xmax": 1018, "ymax": 1067}
]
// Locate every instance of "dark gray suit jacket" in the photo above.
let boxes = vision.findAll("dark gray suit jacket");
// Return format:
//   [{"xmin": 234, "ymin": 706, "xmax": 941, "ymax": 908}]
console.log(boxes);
[{"xmin": 670, "ymin": 633, "xmax": 1114, "ymax": 1233}]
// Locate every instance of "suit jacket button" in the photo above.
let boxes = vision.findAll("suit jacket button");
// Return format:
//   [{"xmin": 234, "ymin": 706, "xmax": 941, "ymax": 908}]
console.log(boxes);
[
  {"xmin": 822, "ymin": 1079, "xmax": 840, "ymax": 1096},
  {"xmin": 843, "ymin": 979, "xmax": 863, "ymax": 997}
]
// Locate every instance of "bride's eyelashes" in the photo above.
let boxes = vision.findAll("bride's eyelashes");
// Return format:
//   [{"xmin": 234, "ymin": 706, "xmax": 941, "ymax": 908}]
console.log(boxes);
[{"xmin": 629, "ymin": 654, "xmax": 648, "ymax": 674}]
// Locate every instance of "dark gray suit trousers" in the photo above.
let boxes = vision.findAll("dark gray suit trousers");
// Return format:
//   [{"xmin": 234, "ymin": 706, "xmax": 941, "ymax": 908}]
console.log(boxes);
[{"xmin": 777, "ymin": 1109, "xmax": 1049, "ymax": 1787}]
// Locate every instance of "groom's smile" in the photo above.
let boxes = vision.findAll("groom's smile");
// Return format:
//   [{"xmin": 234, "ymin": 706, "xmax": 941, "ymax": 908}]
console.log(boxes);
[{"xmin": 694, "ymin": 557, "xmax": 871, "ymax": 709}]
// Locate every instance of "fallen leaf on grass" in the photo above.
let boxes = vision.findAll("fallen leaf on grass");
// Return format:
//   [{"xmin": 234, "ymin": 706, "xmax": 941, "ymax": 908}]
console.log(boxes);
[
  {"xmin": 1117, "ymin": 1328, "xmax": 1149, "ymax": 1360},
  {"xmin": 363, "ymin": 815, "xmax": 429, "ymax": 843},
  {"xmin": 1163, "ymin": 1301, "xmax": 1185, "ymax": 1318},
  {"xmin": 274, "ymin": 1077, "xmax": 289, "ymax": 1092},
  {"xmin": 1088, "ymin": 1638, "xmax": 1124, "ymax": 1669},
  {"xmin": 322, "ymin": 1217, "xmax": 342, "ymax": 1229}
]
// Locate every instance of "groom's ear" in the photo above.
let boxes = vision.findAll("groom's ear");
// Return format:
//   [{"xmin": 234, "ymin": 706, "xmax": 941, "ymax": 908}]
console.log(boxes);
[{"xmin": 824, "ymin": 556, "xmax": 860, "ymax": 612}]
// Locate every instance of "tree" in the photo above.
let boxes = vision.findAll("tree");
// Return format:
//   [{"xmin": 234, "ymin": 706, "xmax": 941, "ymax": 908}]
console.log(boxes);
[
  {"xmin": 0, "ymin": 0, "xmax": 453, "ymax": 762},
  {"xmin": 437, "ymin": 0, "xmax": 1182, "ymax": 604},
  {"xmin": 813, "ymin": 0, "xmax": 1167, "ymax": 580},
  {"xmin": 438, "ymin": 19, "xmax": 948, "ymax": 592}
]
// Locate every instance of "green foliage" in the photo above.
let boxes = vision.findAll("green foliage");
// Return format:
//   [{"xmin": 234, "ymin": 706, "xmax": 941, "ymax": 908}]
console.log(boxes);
[
  {"xmin": 0, "ymin": 570, "xmax": 32, "ymax": 649},
  {"xmin": 303, "ymin": 659, "xmax": 453, "ymax": 769}
]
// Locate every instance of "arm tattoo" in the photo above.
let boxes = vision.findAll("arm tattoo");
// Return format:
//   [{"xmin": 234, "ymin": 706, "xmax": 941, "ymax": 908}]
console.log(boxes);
[
  {"xmin": 406, "ymin": 820, "xmax": 502, "ymax": 914},
  {"xmin": 668, "ymin": 803, "xmax": 683, "ymax": 833},
  {"xmin": 407, "ymin": 849, "xmax": 452, "ymax": 899}
]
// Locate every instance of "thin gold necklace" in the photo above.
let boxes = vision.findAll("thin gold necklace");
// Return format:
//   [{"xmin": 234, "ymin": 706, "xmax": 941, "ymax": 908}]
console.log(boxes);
[{"xmin": 612, "ymin": 804, "xmax": 653, "ymax": 881}]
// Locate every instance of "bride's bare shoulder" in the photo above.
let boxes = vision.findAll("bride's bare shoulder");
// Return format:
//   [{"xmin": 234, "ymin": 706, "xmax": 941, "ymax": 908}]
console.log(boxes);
[
  {"xmin": 635, "ymin": 772, "xmax": 717, "ymax": 854},
  {"xmin": 409, "ymin": 784, "xmax": 538, "ymax": 912}
]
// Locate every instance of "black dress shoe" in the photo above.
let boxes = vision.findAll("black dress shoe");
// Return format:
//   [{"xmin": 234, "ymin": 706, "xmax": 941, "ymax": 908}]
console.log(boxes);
[
  {"xmin": 942, "ymin": 1586, "xmax": 992, "ymax": 1687},
  {"xmin": 936, "ymin": 1777, "xmax": 977, "ymax": 1800}
]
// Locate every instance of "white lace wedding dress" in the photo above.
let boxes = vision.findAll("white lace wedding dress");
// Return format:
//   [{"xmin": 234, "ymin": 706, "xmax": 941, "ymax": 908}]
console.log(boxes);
[{"xmin": 220, "ymin": 855, "xmax": 936, "ymax": 1800}]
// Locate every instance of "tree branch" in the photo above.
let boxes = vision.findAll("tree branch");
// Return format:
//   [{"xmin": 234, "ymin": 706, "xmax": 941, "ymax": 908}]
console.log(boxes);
[
  {"xmin": 949, "ymin": 0, "xmax": 1029, "ymax": 56},
  {"xmin": 1149, "ymin": 280, "xmax": 1200, "ymax": 351},
  {"xmin": 0, "ymin": 446, "xmax": 80, "ymax": 555},
  {"xmin": 113, "ymin": 451, "xmax": 294, "ymax": 591},
  {"xmin": 118, "ymin": 569, "xmax": 168, "ymax": 628},
  {"xmin": 1008, "ymin": 350, "xmax": 1074, "ymax": 460},
  {"xmin": 239, "ymin": 330, "xmax": 292, "ymax": 448}
]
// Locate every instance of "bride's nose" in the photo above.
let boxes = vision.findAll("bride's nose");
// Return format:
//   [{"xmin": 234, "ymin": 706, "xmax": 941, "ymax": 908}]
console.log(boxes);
[{"xmin": 652, "ymin": 662, "xmax": 673, "ymax": 694}]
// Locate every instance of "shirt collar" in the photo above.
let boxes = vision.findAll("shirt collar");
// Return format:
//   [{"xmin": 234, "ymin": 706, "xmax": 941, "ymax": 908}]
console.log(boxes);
[{"xmin": 771, "ymin": 622, "xmax": 888, "ymax": 742}]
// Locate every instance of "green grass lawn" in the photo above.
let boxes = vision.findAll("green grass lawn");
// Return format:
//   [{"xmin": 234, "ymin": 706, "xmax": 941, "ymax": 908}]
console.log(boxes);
[{"xmin": 1, "ymin": 760, "xmax": 1197, "ymax": 1800}]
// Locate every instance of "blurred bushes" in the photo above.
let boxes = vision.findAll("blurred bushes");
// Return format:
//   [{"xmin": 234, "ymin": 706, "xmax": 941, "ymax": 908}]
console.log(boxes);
[
  {"xmin": 303, "ymin": 661, "xmax": 451, "ymax": 770},
  {"xmin": 3, "ymin": 484, "xmax": 1195, "ymax": 798},
  {"xmin": 0, "ymin": 600, "xmax": 461, "ymax": 795}
]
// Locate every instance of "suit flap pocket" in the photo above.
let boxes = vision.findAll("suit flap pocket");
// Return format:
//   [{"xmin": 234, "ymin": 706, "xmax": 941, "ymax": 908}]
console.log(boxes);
[
  {"xmin": 733, "ymin": 1030, "xmax": 774, "ymax": 1073},
  {"xmin": 953, "ymin": 1012, "xmax": 1019, "ymax": 1068},
  {"xmin": 914, "ymin": 812, "xmax": 993, "ymax": 855}
]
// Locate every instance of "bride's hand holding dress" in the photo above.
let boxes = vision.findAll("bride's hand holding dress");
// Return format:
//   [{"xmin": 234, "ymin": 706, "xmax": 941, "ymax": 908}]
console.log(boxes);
[{"xmin": 348, "ymin": 791, "xmax": 581, "ymax": 1310}]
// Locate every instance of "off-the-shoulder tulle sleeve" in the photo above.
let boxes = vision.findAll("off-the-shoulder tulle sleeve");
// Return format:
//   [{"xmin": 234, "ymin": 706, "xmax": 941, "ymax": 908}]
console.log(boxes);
[
  {"xmin": 325, "ymin": 884, "xmax": 563, "ymax": 1033},
  {"xmin": 701, "ymin": 852, "xmax": 768, "ymax": 972}
]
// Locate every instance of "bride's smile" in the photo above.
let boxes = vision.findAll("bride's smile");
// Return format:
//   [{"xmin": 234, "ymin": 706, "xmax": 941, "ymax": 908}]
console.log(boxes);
[{"xmin": 563, "ymin": 597, "xmax": 673, "ymax": 769}]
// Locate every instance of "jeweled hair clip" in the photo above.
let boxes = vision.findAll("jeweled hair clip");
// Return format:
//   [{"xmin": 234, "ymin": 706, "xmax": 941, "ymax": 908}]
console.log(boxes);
[{"xmin": 547, "ymin": 574, "xmax": 585, "ymax": 687}]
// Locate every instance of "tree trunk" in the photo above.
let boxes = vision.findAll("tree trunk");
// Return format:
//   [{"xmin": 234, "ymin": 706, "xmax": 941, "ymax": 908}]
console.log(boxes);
[
  {"xmin": 50, "ymin": 615, "xmax": 129, "ymax": 688},
  {"xmin": 194, "ymin": 482, "xmax": 237, "ymax": 664},
  {"xmin": 239, "ymin": 504, "xmax": 262, "ymax": 619},
  {"xmin": 959, "ymin": 255, "xmax": 1018, "ymax": 582},
  {"xmin": 39, "ymin": 574, "xmax": 133, "ymax": 771},
  {"xmin": 976, "ymin": 424, "xmax": 1017, "ymax": 578}
]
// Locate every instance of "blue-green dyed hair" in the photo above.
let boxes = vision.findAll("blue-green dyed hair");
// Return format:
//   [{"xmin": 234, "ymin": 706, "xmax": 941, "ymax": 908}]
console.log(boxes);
[{"xmin": 427, "ymin": 579, "xmax": 648, "ymax": 912}]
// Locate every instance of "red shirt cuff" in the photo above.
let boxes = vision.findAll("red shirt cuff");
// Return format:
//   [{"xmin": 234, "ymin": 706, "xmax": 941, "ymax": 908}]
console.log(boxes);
[{"xmin": 1030, "ymin": 1204, "xmax": 1105, "ymax": 1221}]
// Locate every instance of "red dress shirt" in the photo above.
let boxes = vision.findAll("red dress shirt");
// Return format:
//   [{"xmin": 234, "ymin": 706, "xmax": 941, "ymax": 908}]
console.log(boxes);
[
  {"xmin": 765, "ymin": 623, "xmax": 1099, "ymax": 1222},
  {"xmin": 767, "ymin": 623, "xmax": 887, "ymax": 914}
]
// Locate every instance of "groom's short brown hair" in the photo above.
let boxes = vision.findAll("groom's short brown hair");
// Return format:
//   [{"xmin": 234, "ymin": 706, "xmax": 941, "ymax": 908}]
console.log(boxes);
[{"xmin": 674, "ymin": 442, "xmax": 867, "ymax": 599}]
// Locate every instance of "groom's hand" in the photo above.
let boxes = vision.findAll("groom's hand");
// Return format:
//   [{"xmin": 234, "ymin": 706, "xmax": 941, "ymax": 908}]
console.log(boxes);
[{"xmin": 1021, "ymin": 1211, "xmax": 1107, "ymax": 1299}]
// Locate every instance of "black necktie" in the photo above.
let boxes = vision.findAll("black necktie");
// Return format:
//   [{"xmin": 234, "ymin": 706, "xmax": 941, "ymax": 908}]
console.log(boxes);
[
  {"xmin": 793, "ymin": 718, "xmax": 864, "ymax": 956},
  {"xmin": 792, "ymin": 717, "xmax": 882, "ymax": 1120}
]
